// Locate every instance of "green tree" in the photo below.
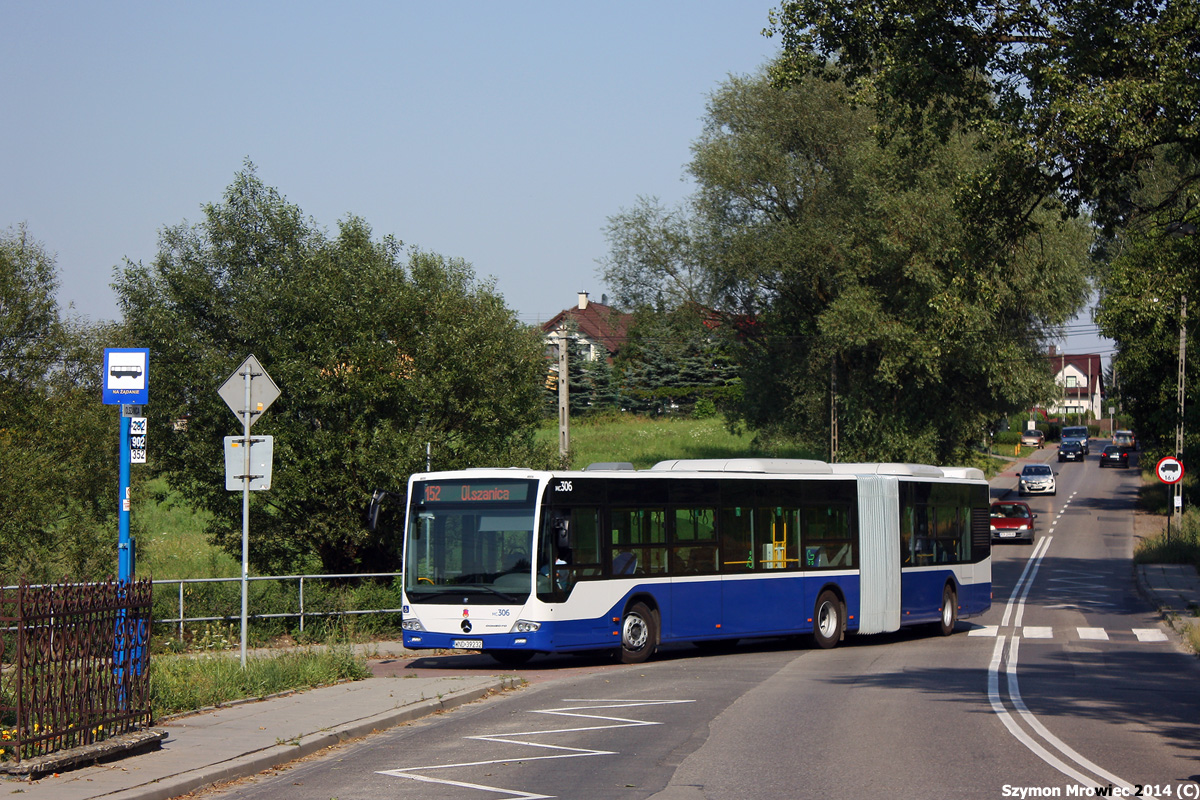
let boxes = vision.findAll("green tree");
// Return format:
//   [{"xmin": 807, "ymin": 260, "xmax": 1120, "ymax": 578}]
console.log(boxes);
[
  {"xmin": 608, "ymin": 304, "xmax": 740, "ymax": 417},
  {"xmin": 767, "ymin": 0, "xmax": 1200, "ymax": 233},
  {"xmin": 1095, "ymin": 153, "xmax": 1200, "ymax": 461},
  {"xmin": 603, "ymin": 68, "xmax": 1092, "ymax": 462},
  {"xmin": 114, "ymin": 165, "xmax": 551, "ymax": 576},
  {"xmin": 0, "ymin": 225, "xmax": 117, "ymax": 582}
]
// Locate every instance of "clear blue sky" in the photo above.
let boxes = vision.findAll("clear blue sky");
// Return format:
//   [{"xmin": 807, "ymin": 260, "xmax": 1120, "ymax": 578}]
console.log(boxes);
[
  {"xmin": 3, "ymin": 1, "xmax": 1111, "ymax": 356},
  {"xmin": 4, "ymin": 1, "xmax": 783, "ymax": 327}
]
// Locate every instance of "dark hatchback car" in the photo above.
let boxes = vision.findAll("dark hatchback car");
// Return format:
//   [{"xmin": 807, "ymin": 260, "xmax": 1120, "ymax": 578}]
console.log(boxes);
[
  {"xmin": 1099, "ymin": 444, "xmax": 1129, "ymax": 468},
  {"xmin": 1057, "ymin": 441, "xmax": 1085, "ymax": 462}
]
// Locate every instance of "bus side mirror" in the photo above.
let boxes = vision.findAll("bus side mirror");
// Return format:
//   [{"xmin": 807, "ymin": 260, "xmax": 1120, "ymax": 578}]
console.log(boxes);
[
  {"xmin": 364, "ymin": 489, "xmax": 386, "ymax": 532},
  {"xmin": 366, "ymin": 489, "xmax": 402, "ymax": 533},
  {"xmin": 553, "ymin": 515, "xmax": 570, "ymax": 549}
]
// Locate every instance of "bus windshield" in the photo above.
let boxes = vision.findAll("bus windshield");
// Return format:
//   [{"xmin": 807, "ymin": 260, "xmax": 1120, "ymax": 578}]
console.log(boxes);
[{"xmin": 404, "ymin": 479, "xmax": 538, "ymax": 604}]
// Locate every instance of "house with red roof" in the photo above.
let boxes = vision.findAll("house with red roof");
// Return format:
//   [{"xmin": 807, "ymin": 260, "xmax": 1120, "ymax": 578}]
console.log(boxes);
[
  {"xmin": 1046, "ymin": 346, "xmax": 1105, "ymax": 419},
  {"xmin": 539, "ymin": 292, "xmax": 632, "ymax": 362}
]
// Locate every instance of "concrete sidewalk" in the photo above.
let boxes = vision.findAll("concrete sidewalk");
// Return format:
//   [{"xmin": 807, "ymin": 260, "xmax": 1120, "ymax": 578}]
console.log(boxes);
[
  {"xmin": 2, "ymin": 446, "xmax": 1195, "ymax": 800},
  {"xmin": 2, "ymin": 650, "xmax": 518, "ymax": 800}
]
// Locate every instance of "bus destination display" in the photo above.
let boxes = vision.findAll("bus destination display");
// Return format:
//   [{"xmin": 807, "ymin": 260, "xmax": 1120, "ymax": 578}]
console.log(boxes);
[{"xmin": 419, "ymin": 480, "xmax": 531, "ymax": 505}]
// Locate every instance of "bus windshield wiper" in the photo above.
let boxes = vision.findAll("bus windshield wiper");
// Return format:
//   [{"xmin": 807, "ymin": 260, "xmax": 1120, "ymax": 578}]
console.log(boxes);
[{"xmin": 407, "ymin": 585, "xmax": 519, "ymax": 603}]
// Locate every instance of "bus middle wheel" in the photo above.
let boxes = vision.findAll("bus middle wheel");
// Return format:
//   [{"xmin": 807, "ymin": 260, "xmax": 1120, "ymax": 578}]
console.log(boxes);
[
  {"xmin": 620, "ymin": 601, "xmax": 658, "ymax": 664},
  {"xmin": 812, "ymin": 589, "xmax": 843, "ymax": 649}
]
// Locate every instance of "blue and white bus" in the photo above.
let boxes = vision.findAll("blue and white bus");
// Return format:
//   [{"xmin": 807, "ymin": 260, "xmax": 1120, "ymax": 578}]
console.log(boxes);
[{"xmin": 396, "ymin": 459, "xmax": 991, "ymax": 665}]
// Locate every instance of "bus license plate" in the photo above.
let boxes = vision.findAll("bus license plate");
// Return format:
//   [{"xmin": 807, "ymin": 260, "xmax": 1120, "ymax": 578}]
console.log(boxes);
[{"xmin": 454, "ymin": 639, "xmax": 483, "ymax": 650}]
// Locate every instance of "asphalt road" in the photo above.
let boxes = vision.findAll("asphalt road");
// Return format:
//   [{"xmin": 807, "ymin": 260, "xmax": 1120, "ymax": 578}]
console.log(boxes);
[{"xmin": 198, "ymin": 447, "xmax": 1200, "ymax": 800}]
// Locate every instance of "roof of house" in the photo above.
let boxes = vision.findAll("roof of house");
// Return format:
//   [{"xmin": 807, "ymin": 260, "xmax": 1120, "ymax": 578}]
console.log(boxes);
[
  {"xmin": 1048, "ymin": 352, "xmax": 1104, "ymax": 397},
  {"xmin": 540, "ymin": 293, "xmax": 632, "ymax": 355}
]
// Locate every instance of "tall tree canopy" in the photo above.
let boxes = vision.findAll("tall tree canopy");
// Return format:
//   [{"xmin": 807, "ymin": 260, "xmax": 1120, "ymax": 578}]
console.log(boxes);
[
  {"xmin": 603, "ymin": 69, "xmax": 1092, "ymax": 462},
  {"xmin": 767, "ymin": 0, "xmax": 1200, "ymax": 233},
  {"xmin": 115, "ymin": 165, "xmax": 551, "ymax": 575},
  {"xmin": 1095, "ymin": 153, "xmax": 1200, "ymax": 460},
  {"xmin": 0, "ymin": 225, "xmax": 117, "ymax": 582}
]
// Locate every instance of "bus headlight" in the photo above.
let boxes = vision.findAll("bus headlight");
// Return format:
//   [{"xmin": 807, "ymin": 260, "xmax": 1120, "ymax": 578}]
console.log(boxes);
[
  {"xmin": 401, "ymin": 617, "xmax": 426, "ymax": 632},
  {"xmin": 513, "ymin": 620, "xmax": 541, "ymax": 633}
]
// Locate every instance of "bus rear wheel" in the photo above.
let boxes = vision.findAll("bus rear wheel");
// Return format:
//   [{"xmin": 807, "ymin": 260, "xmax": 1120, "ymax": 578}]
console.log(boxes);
[
  {"xmin": 812, "ymin": 590, "xmax": 843, "ymax": 649},
  {"xmin": 934, "ymin": 584, "xmax": 958, "ymax": 637},
  {"xmin": 620, "ymin": 602, "xmax": 658, "ymax": 664}
]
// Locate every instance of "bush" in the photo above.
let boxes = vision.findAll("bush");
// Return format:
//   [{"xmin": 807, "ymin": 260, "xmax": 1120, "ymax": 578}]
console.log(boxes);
[{"xmin": 692, "ymin": 397, "xmax": 717, "ymax": 419}]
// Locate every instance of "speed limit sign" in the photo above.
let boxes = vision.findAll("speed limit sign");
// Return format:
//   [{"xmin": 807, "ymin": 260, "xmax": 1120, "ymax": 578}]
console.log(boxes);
[{"xmin": 1156, "ymin": 456, "xmax": 1184, "ymax": 484}]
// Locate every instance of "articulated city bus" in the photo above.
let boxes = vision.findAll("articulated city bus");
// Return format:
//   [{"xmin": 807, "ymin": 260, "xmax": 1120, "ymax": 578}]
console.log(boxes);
[{"xmin": 395, "ymin": 459, "xmax": 991, "ymax": 665}]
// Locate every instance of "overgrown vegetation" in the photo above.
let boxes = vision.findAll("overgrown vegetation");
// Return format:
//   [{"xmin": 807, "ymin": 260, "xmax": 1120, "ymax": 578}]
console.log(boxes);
[
  {"xmin": 1134, "ymin": 472, "xmax": 1200, "ymax": 654},
  {"xmin": 1135, "ymin": 467, "xmax": 1200, "ymax": 571},
  {"xmin": 150, "ymin": 645, "xmax": 371, "ymax": 717}
]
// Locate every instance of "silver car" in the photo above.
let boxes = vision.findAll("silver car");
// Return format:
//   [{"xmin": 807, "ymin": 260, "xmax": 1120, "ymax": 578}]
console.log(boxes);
[{"xmin": 1018, "ymin": 464, "xmax": 1057, "ymax": 496}]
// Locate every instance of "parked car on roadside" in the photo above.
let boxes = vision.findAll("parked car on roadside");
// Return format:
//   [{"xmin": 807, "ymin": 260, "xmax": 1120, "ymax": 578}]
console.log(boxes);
[
  {"xmin": 1057, "ymin": 441, "xmax": 1085, "ymax": 462},
  {"xmin": 1020, "ymin": 429, "xmax": 1046, "ymax": 448},
  {"xmin": 990, "ymin": 501, "xmax": 1037, "ymax": 543},
  {"xmin": 1099, "ymin": 444, "xmax": 1129, "ymax": 468},
  {"xmin": 1060, "ymin": 425, "xmax": 1090, "ymax": 455},
  {"xmin": 1018, "ymin": 463, "xmax": 1056, "ymax": 495}
]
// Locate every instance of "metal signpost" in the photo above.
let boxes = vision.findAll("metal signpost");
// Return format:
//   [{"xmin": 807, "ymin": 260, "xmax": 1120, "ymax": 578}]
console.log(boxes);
[
  {"xmin": 102, "ymin": 348, "xmax": 150, "ymax": 709},
  {"xmin": 1156, "ymin": 455, "xmax": 1185, "ymax": 543},
  {"xmin": 218, "ymin": 355, "xmax": 280, "ymax": 667},
  {"xmin": 102, "ymin": 348, "xmax": 150, "ymax": 583}
]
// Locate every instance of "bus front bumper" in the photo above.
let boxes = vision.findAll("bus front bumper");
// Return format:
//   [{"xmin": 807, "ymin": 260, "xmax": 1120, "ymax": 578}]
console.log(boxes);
[{"xmin": 403, "ymin": 628, "xmax": 556, "ymax": 653}]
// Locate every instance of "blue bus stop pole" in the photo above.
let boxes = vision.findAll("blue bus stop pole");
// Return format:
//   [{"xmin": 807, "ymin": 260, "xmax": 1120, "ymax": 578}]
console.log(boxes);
[{"xmin": 118, "ymin": 408, "xmax": 132, "ymax": 583}]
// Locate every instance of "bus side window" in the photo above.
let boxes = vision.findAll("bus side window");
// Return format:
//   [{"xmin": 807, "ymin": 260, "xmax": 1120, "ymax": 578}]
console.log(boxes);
[
  {"xmin": 800, "ymin": 505, "xmax": 853, "ymax": 570},
  {"xmin": 539, "ymin": 508, "xmax": 603, "ymax": 599},
  {"xmin": 719, "ymin": 506, "xmax": 754, "ymax": 572},
  {"xmin": 900, "ymin": 507, "xmax": 913, "ymax": 565},
  {"xmin": 672, "ymin": 507, "xmax": 717, "ymax": 574}
]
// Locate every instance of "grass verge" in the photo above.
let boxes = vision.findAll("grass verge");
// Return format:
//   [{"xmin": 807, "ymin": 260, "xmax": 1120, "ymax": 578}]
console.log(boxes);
[
  {"xmin": 1134, "ymin": 470, "xmax": 1200, "ymax": 654},
  {"xmin": 150, "ymin": 644, "xmax": 371, "ymax": 717}
]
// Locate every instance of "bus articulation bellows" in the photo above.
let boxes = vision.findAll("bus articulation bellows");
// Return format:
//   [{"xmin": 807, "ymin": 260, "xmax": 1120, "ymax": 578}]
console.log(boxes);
[{"xmin": 393, "ymin": 459, "xmax": 991, "ymax": 665}]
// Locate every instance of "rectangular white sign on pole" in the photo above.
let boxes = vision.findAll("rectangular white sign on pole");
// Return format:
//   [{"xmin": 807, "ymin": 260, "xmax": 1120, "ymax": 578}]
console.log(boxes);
[{"xmin": 223, "ymin": 436, "xmax": 274, "ymax": 491}]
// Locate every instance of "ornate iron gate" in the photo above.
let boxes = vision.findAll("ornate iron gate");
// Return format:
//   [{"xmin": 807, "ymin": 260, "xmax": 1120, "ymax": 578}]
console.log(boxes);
[{"xmin": 1, "ymin": 579, "xmax": 152, "ymax": 763}]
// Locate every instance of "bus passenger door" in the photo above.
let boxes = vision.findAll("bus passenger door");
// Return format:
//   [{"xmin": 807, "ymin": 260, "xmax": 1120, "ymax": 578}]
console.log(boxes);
[{"xmin": 668, "ymin": 511, "xmax": 723, "ymax": 640}]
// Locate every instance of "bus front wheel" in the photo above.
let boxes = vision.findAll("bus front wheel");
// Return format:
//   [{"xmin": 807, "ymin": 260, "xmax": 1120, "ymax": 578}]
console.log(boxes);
[
  {"xmin": 620, "ymin": 602, "xmax": 658, "ymax": 664},
  {"xmin": 812, "ymin": 590, "xmax": 843, "ymax": 649}
]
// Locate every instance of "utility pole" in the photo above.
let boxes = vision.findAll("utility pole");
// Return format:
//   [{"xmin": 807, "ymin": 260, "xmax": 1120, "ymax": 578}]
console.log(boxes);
[
  {"xmin": 830, "ymin": 359, "xmax": 838, "ymax": 463},
  {"xmin": 557, "ymin": 328, "xmax": 570, "ymax": 462},
  {"xmin": 1176, "ymin": 295, "xmax": 1187, "ymax": 527}
]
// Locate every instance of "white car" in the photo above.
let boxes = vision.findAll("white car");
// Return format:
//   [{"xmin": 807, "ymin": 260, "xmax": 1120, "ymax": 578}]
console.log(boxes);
[{"xmin": 1018, "ymin": 464, "xmax": 1056, "ymax": 496}]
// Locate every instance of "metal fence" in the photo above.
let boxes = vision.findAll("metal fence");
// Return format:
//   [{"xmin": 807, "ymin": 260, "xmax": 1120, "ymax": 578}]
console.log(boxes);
[
  {"xmin": 0, "ymin": 579, "xmax": 153, "ymax": 764},
  {"xmin": 151, "ymin": 572, "xmax": 403, "ymax": 639}
]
